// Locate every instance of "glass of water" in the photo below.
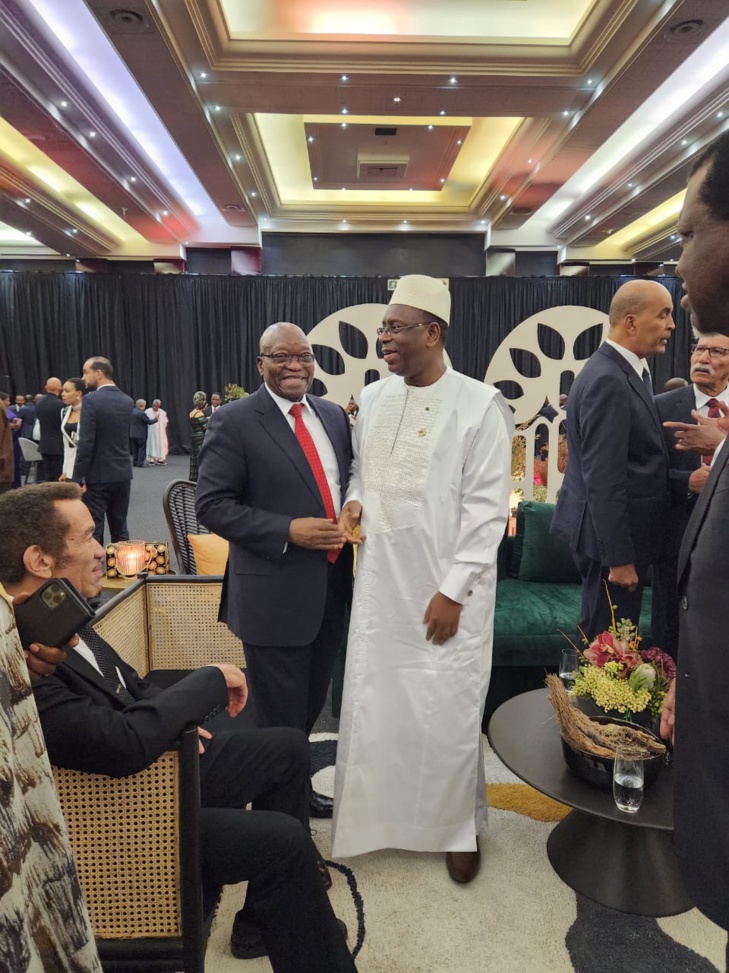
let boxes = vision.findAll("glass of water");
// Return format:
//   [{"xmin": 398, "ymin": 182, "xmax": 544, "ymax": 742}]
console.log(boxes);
[
  {"xmin": 613, "ymin": 748, "xmax": 644, "ymax": 813},
  {"xmin": 559, "ymin": 648, "xmax": 580, "ymax": 695}
]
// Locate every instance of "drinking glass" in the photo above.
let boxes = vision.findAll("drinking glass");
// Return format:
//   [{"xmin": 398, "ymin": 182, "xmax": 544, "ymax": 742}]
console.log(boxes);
[
  {"xmin": 613, "ymin": 748, "xmax": 644, "ymax": 813},
  {"xmin": 559, "ymin": 648, "xmax": 580, "ymax": 695}
]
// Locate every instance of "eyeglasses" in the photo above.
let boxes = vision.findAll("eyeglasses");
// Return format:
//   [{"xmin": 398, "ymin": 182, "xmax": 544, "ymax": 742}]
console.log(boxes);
[
  {"xmin": 376, "ymin": 322, "xmax": 432, "ymax": 337},
  {"xmin": 691, "ymin": 344, "xmax": 729, "ymax": 359},
  {"xmin": 260, "ymin": 353, "xmax": 316, "ymax": 365}
]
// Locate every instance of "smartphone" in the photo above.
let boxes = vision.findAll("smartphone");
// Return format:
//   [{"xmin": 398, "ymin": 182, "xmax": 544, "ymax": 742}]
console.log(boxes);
[{"xmin": 14, "ymin": 578, "xmax": 95, "ymax": 650}]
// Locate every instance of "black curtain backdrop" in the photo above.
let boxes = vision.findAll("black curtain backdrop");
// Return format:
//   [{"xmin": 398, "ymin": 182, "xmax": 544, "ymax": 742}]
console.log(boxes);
[{"xmin": 0, "ymin": 273, "xmax": 692, "ymax": 453}]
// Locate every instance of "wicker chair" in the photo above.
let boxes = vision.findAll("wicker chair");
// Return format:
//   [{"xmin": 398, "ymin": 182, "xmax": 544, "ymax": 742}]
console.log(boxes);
[
  {"xmin": 52, "ymin": 577, "xmax": 246, "ymax": 972},
  {"xmin": 163, "ymin": 479, "xmax": 209, "ymax": 574}
]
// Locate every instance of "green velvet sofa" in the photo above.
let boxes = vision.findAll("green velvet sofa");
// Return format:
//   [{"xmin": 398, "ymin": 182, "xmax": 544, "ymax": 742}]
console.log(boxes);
[{"xmin": 483, "ymin": 500, "xmax": 653, "ymax": 723}]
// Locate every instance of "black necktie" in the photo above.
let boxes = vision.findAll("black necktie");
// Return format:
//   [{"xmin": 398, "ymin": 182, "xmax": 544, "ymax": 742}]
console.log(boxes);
[
  {"xmin": 79, "ymin": 625, "xmax": 136, "ymax": 706},
  {"xmin": 641, "ymin": 367, "xmax": 653, "ymax": 393}
]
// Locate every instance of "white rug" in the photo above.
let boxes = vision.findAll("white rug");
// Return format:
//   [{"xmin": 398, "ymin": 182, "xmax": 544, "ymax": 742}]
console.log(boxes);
[{"xmin": 203, "ymin": 735, "xmax": 725, "ymax": 973}]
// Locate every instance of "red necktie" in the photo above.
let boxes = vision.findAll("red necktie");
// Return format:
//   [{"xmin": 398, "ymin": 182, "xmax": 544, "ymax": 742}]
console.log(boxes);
[
  {"xmin": 703, "ymin": 398, "xmax": 721, "ymax": 464},
  {"xmin": 289, "ymin": 403, "xmax": 339, "ymax": 563}
]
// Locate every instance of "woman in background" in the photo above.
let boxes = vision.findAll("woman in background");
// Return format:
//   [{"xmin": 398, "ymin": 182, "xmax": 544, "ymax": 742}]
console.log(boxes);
[
  {"xmin": 59, "ymin": 378, "xmax": 84, "ymax": 481},
  {"xmin": 188, "ymin": 390, "xmax": 208, "ymax": 482}
]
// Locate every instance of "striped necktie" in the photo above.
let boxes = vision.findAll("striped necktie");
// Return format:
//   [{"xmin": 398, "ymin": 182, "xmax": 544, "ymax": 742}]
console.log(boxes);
[
  {"xmin": 703, "ymin": 398, "xmax": 722, "ymax": 465},
  {"xmin": 79, "ymin": 625, "xmax": 136, "ymax": 705}
]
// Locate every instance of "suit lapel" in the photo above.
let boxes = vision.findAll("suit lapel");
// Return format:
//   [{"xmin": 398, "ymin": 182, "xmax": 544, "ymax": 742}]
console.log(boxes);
[
  {"xmin": 599, "ymin": 345, "xmax": 668, "ymax": 457},
  {"xmin": 63, "ymin": 645, "xmax": 125, "ymax": 706},
  {"xmin": 254, "ymin": 385, "xmax": 325, "ymax": 510},
  {"xmin": 677, "ymin": 434, "xmax": 729, "ymax": 581}
]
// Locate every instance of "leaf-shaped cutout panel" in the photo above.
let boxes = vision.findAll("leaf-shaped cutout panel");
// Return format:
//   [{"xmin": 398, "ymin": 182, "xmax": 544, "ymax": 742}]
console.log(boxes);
[
  {"xmin": 364, "ymin": 369, "xmax": 381, "ymax": 386},
  {"xmin": 339, "ymin": 320, "xmax": 368, "ymax": 359},
  {"xmin": 572, "ymin": 322, "xmax": 604, "ymax": 360},
  {"xmin": 560, "ymin": 371, "xmax": 575, "ymax": 397},
  {"xmin": 537, "ymin": 322, "xmax": 565, "ymax": 360},
  {"xmin": 312, "ymin": 344, "xmax": 345, "ymax": 376},
  {"xmin": 493, "ymin": 379, "xmax": 524, "ymax": 401},
  {"xmin": 509, "ymin": 347, "xmax": 542, "ymax": 378},
  {"xmin": 310, "ymin": 377, "xmax": 328, "ymax": 398},
  {"xmin": 375, "ymin": 341, "xmax": 384, "ymax": 359}
]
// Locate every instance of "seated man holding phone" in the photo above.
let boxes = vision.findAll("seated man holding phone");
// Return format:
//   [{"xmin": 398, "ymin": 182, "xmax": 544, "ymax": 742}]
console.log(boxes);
[{"xmin": 0, "ymin": 483, "xmax": 356, "ymax": 973}]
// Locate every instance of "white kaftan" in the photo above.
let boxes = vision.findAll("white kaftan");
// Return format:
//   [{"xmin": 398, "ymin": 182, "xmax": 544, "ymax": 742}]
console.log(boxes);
[
  {"xmin": 145, "ymin": 407, "xmax": 168, "ymax": 460},
  {"xmin": 332, "ymin": 369, "xmax": 513, "ymax": 857}
]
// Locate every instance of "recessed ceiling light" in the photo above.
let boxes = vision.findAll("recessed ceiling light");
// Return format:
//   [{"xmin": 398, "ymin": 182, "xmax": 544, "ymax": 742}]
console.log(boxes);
[
  {"xmin": 60, "ymin": 100, "xmax": 68, "ymax": 108},
  {"xmin": 627, "ymin": 182, "xmax": 633, "ymax": 188},
  {"xmin": 200, "ymin": 72, "xmax": 208, "ymax": 79},
  {"xmin": 341, "ymin": 107, "xmax": 348, "ymax": 114},
  {"xmin": 528, "ymin": 159, "xmax": 533, "ymax": 164},
  {"xmin": 250, "ymin": 191, "xmax": 257, "ymax": 197},
  {"xmin": 342, "ymin": 219, "xmax": 348, "ymax": 224},
  {"xmin": 409, "ymin": 187, "xmax": 414, "ymax": 191},
  {"xmin": 671, "ymin": 234, "xmax": 678, "ymax": 240},
  {"xmin": 403, "ymin": 220, "xmax": 408, "ymax": 224},
  {"xmin": 499, "ymin": 194, "xmax": 507, "ymax": 200},
  {"xmin": 480, "ymin": 220, "xmax": 486, "ymax": 225},
  {"xmin": 585, "ymin": 215, "xmax": 592, "ymax": 221},
  {"xmin": 449, "ymin": 76, "xmax": 457, "ymax": 84},
  {"xmin": 341, "ymin": 75, "xmax": 348, "ymax": 81},
  {"xmin": 393, "ymin": 97, "xmax": 401, "ymax": 103},
  {"xmin": 456, "ymin": 139, "xmax": 462, "ymax": 145},
  {"xmin": 89, "ymin": 130, "xmax": 96, "ymax": 137},
  {"xmin": 307, "ymin": 136, "xmax": 315, "ymax": 143},
  {"xmin": 25, "ymin": 231, "xmax": 32, "ymax": 236},
  {"xmin": 562, "ymin": 110, "xmax": 569, "ymax": 116},
  {"xmin": 23, "ymin": 197, "xmax": 31, "ymax": 204},
  {"xmin": 341, "ymin": 187, "xmax": 346, "ymax": 191},
  {"xmin": 427, "ymin": 124, "xmax": 434, "ymax": 130},
  {"xmin": 213, "ymin": 105, "xmax": 222, "ymax": 112},
  {"xmin": 682, "ymin": 139, "xmax": 689, "ymax": 145},
  {"xmin": 440, "ymin": 110, "xmax": 446, "ymax": 115},
  {"xmin": 130, "ymin": 176, "xmax": 137, "ymax": 182},
  {"xmin": 587, "ymin": 78, "xmax": 593, "ymax": 85},
  {"xmin": 162, "ymin": 210, "xmax": 169, "ymax": 216},
  {"xmin": 439, "ymin": 178, "xmax": 445, "ymax": 184},
  {"xmin": 718, "ymin": 111, "xmax": 724, "ymax": 118},
  {"xmin": 233, "ymin": 153, "xmax": 242, "ymax": 161},
  {"xmin": 341, "ymin": 122, "xmax": 348, "ymax": 128},
  {"xmin": 313, "ymin": 176, "xmax": 318, "ymax": 182},
  {"xmin": 71, "ymin": 228, "xmax": 78, "ymax": 234}
]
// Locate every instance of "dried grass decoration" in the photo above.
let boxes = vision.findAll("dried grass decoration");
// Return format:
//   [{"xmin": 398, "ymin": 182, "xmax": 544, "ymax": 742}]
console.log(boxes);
[{"xmin": 545, "ymin": 674, "xmax": 666, "ymax": 759}]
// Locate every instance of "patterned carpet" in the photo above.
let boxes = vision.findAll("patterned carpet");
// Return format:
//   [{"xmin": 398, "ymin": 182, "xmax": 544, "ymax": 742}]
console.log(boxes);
[{"xmin": 203, "ymin": 735, "xmax": 724, "ymax": 972}]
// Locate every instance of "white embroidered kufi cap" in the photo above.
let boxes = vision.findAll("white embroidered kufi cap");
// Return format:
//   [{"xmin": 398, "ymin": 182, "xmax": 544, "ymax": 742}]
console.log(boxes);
[{"xmin": 388, "ymin": 275, "xmax": 451, "ymax": 324}]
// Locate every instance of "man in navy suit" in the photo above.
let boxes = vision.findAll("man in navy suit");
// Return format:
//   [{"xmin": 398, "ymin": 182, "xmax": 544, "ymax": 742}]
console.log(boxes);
[
  {"xmin": 196, "ymin": 323, "xmax": 353, "ymax": 819},
  {"xmin": 72, "ymin": 357, "xmax": 134, "ymax": 544},
  {"xmin": 660, "ymin": 133, "xmax": 729, "ymax": 956},
  {"xmin": 651, "ymin": 334, "xmax": 729, "ymax": 657},
  {"xmin": 551, "ymin": 279, "xmax": 674, "ymax": 638}
]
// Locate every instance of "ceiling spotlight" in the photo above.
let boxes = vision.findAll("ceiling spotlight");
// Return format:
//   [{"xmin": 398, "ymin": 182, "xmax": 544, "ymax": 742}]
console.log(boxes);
[
  {"xmin": 439, "ymin": 178, "xmax": 445, "ymax": 184},
  {"xmin": 671, "ymin": 233, "xmax": 678, "ymax": 240},
  {"xmin": 393, "ymin": 96, "xmax": 401, "ymax": 103},
  {"xmin": 403, "ymin": 220, "xmax": 408, "ymax": 224},
  {"xmin": 162, "ymin": 210, "xmax": 169, "ymax": 216},
  {"xmin": 89, "ymin": 130, "xmax": 96, "ymax": 137},
  {"xmin": 130, "ymin": 176, "xmax": 137, "ymax": 182},
  {"xmin": 342, "ymin": 219, "xmax": 348, "ymax": 224},
  {"xmin": 456, "ymin": 139, "xmax": 462, "ymax": 145},
  {"xmin": 440, "ymin": 110, "xmax": 446, "ymax": 115},
  {"xmin": 341, "ymin": 187, "xmax": 346, "ymax": 191},
  {"xmin": 313, "ymin": 176, "xmax": 318, "ymax": 182},
  {"xmin": 587, "ymin": 78, "xmax": 593, "ymax": 84},
  {"xmin": 233, "ymin": 153, "xmax": 242, "ymax": 161},
  {"xmin": 341, "ymin": 107, "xmax": 349, "ymax": 114},
  {"xmin": 25, "ymin": 231, "xmax": 32, "ymax": 236},
  {"xmin": 200, "ymin": 71, "xmax": 208, "ymax": 79},
  {"xmin": 718, "ymin": 111, "xmax": 725, "ymax": 118},
  {"xmin": 682, "ymin": 138, "xmax": 688, "ymax": 145},
  {"xmin": 480, "ymin": 220, "xmax": 486, "ymax": 225},
  {"xmin": 562, "ymin": 110, "xmax": 570, "ymax": 116},
  {"xmin": 341, "ymin": 75, "xmax": 349, "ymax": 81},
  {"xmin": 213, "ymin": 105, "xmax": 222, "ymax": 112},
  {"xmin": 528, "ymin": 159, "xmax": 533, "ymax": 164},
  {"xmin": 307, "ymin": 136, "xmax": 315, "ymax": 143},
  {"xmin": 409, "ymin": 187, "xmax": 414, "ymax": 191},
  {"xmin": 250, "ymin": 191, "xmax": 257, "ymax": 197},
  {"xmin": 627, "ymin": 182, "xmax": 633, "ymax": 188},
  {"xmin": 60, "ymin": 100, "xmax": 68, "ymax": 108},
  {"xmin": 427, "ymin": 124, "xmax": 434, "ymax": 130},
  {"xmin": 23, "ymin": 197, "xmax": 31, "ymax": 204},
  {"xmin": 341, "ymin": 122, "xmax": 348, "ymax": 128},
  {"xmin": 585, "ymin": 215, "xmax": 592, "ymax": 221},
  {"xmin": 71, "ymin": 228, "xmax": 78, "ymax": 234},
  {"xmin": 449, "ymin": 76, "xmax": 457, "ymax": 84},
  {"xmin": 499, "ymin": 194, "xmax": 507, "ymax": 200}
]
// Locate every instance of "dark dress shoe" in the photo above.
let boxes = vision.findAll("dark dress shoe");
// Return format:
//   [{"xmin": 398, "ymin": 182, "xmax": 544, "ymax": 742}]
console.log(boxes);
[
  {"xmin": 310, "ymin": 790, "xmax": 334, "ymax": 818},
  {"xmin": 231, "ymin": 914, "xmax": 347, "ymax": 959},
  {"xmin": 445, "ymin": 838, "xmax": 481, "ymax": 884},
  {"xmin": 317, "ymin": 854, "xmax": 333, "ymax": 890}
]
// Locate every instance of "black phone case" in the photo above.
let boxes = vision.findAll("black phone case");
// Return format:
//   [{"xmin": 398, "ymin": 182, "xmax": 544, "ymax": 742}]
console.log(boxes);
[{"xmin": 14, "ymin": 577, "xmax": 95, "ymax": 650}]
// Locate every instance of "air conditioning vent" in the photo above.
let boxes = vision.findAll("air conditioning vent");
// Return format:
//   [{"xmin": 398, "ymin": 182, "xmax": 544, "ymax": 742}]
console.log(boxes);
[
  {"xmin": 375, "ymin": 127, "xmax": 398, "ymax": 136},
  {"xmin": 357, "ymin": 153, "xmax": 410, "ymax": 181}
]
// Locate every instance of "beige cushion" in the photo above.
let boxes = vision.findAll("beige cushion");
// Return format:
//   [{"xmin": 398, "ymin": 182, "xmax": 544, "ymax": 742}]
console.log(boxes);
[{"xmin": 187, "ymin": 533, "xmax": 229, "ymax": 575}]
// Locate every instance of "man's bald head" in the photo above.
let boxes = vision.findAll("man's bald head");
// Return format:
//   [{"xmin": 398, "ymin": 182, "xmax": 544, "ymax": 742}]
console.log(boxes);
[
  {"xmin": 45, "ymin": 377, "xmax": 62, "ymax": 395},
  {"xmin": 259, "ymin": 323, "xmax": 308, "ymax": 356},
  {"xmin": 608, "ymin": 280, "xmax": 675, "ymax": 359}
]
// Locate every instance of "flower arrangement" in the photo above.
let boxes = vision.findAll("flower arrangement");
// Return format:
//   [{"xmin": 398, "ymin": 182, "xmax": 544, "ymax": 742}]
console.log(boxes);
[{"xmin": 571, "ymin": 615, "xmax": 676, "ymax": 722}]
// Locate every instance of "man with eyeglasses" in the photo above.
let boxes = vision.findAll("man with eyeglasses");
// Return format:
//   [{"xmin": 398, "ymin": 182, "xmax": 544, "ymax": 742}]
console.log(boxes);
[
  {"xmin": 196, "ymin": 323, "xmax": 353, "ymax": 821},
  {"xmin": 332, "ymin": 275, "xmax": 513, "ymax": 884},
  {"xmin": 651, "ymin": 334, "xmax": 729, "ymax": 658}
]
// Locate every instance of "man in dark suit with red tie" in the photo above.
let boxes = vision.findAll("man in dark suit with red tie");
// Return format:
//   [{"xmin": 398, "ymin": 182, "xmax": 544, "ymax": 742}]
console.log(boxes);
[
  {"xmin": 651, "ymin": 334, "xmax": 729, "ymax": 657},
  {"xmin": 196, "ymin": 323, "xmax": 353, "ymax": 819},
  {"xmin": 551, "ymin": 279, "xmax": 675, "ymax": 639}
]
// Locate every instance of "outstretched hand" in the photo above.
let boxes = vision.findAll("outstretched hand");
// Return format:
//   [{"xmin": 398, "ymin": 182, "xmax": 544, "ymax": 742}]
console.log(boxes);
[{"xmin": 664, "ymin": 403, "xmax": 729, "ymax": 455}]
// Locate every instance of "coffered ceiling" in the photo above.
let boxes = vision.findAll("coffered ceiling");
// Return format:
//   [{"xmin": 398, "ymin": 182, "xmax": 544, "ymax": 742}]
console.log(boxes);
[{"xmin": 1, "ymin": 0, "xmax": 728, "ymax": 265}]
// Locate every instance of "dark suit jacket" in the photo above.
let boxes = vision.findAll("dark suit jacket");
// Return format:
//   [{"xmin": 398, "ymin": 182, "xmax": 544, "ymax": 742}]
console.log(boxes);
[
  {"xmin": 33, "ymin": 644, "xmax": 227, "ymax": 776},
  {"xmin": 17, "ymin": 403, "xmax": 36, "ymax": 439},
  {"xmin": 673, "ymin": 434, "xmax": 729, "ymax": 928},
  {"xmin": 129, "ymin": 407, "xmax": 157, "ymax": 438},
  {"xmin": 72, "ymin": 384, "xmax": 134, "ymax": 485},
  {"xmin": 195, "ymin": 384, "xmax": 353, "ymax": 647},
  {"xmin": 654, "ymin": 384, "xmax": 701, "ymax": 558},
  {"xmin": 34, "ymin": 393, "xmax": 64, "ymax": 456},
  {"xmin": 551, "ymin": 343, "xmax": 669, "ymax": 566}
]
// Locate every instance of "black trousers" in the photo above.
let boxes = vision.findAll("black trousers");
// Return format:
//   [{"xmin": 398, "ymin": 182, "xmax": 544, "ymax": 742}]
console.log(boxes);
[
  {"xmin": 82, "ymin": 480, "xmax": 131, "ymax": 545},
  {"xmin": 243, "ymin": 561, "xmax": 349, "ymax": 736},
  {"xmin": 39, "ymin": 452, "xmax": 63, "ymax": 483},
  {"xmin": 573, "ymin": 552, "xmax": 649, "ymax": 640},
  {"xmin": 198, "ymin": 720, "xmax": 356, "ymax": 973},
  {"xmin": 131, "ymin": 437, "xmax": 147, "ymax": 467}
]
